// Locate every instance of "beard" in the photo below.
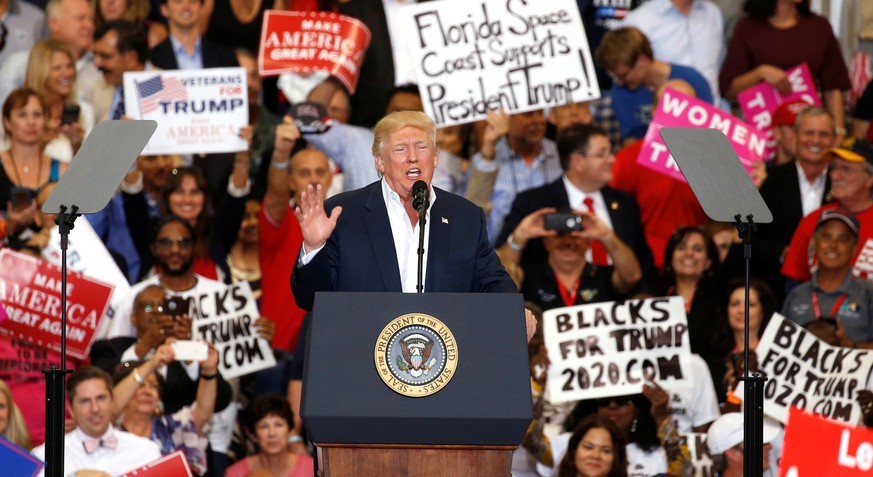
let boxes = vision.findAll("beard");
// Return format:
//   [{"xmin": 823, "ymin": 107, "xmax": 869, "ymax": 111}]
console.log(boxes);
[{"xmin": 154, "ymin": 253, "xmax": 194, "ymax": 277}]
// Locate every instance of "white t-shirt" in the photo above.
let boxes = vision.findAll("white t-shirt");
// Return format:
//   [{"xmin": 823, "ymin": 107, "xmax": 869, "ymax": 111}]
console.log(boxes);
[{"xmin": 662, "ymin": 353, "xmax": 721, "ymax": 433}]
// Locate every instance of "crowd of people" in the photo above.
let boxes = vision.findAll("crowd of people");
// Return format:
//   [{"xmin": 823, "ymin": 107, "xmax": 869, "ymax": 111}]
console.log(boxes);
[{"xmin": 0, "ymin": 0, "xmax": 871, "ymax": 476}]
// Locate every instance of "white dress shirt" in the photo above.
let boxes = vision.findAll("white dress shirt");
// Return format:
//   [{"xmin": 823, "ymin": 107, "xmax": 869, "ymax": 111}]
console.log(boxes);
[
  {"xmin": 796, "ymin": 161, "xmax": 827, "ymax": 217},
  {"xmin": 563, "ymin": 177, "xmax": 615, "ymax": 264},
  {"xmin": 32, "ymin": 425, "xmax": 161, "ymax": 477}
]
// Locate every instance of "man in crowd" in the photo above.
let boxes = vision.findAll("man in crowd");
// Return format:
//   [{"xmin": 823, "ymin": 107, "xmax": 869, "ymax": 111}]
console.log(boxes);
[
  {"xmin": 472, "ymin": 108, "xmax": 562, "ymax": 243},
  {"xmin": 782, "ymin": 139, "xmax": 873, "ymax": 287},
  {"xmin": 290, "ymin": 111, "xmax": 533, "ymax": 337},
  {"xmin": 495, "ymin": 123, "xmax": 654, "ymax": 285},
  {"xmin": 707, "ymin": 413, "xmax": 780, "ymax": 477},
  {"xmin": 33, "ymin": 366, "xmax": 161, "ymax": 476},
  {"xmin": 768, "ymin": 100, "xmax": 812, "ymax": 168},
  {"xmin": 0, "ymin": 0, "xmax": 95, "ymax": 106},
  {"xmin": 595, "ymin": 26, "xmax": 713, "ymax": 144},
  {"xmin": 782, "ymin": 209, "xmax": 873, "ymax": 349},
  {"xmin": 90, "ymin": 20, "xmax": 148, "ymax": 122}
]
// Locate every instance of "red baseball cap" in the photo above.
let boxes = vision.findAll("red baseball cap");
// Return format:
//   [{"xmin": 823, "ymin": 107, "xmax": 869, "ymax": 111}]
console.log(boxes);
[{"xmin": 772, "ymin": 100, "xmax": 812, "ymax": 127}]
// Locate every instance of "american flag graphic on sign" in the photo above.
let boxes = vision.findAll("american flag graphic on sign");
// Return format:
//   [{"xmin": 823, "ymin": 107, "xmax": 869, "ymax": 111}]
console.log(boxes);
[{"xmin": 136, "ymin": 75, "xmax": 187, "ymax": 113}]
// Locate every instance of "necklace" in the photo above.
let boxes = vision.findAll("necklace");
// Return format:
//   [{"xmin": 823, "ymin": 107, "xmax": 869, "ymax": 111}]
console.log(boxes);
[{"xmin": 7, "ymin": 149, "xmax": 42, "ymax": 189}]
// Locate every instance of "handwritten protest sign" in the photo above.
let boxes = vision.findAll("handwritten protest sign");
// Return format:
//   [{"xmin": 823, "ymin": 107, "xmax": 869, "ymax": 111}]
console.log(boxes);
[
  {"xmin": 120, "ymin": 450, "xmax": 193, "ymax": 477},
  {"xmin": 738, "ymin": 63, "xmax": 821, "ymax": 159},
  {"xmin": 638, "ymin": 87, "xmax": 766, "ymax": 183},
  {"xmin": 259, "ymin": 11, "xmax": 371, "ymax": 94},
  {"xmin": 543, "ymin": 297, "xmax": 692, "ymax": 403},
  {"xmin": 682, "ymin": 433, "xmax": 714, "ymax": 477},
  {"xmin": 757, "ymin": 314, "xmax": 873, "ymax": 424},
  {"xmin": 780, "ymin": 407, "xmax": 873, "ymax": 476},
  {"xmin": 400, "ymin": 0, "xmax": 600, "ymax": 127},
  {"xmin": 190, "ymin": 281, "xmax": 275, "ymax": 380},
  {"xmin": 0, "ymin": 249, "xmax": 114, "ymax": 360},
  {"xmin": 0, "ymin": 435, "xmax": 43, "ymax": 477},
  {"xmin": 123, "ymin": 68, "xmax": 248, "ymax": 155}
]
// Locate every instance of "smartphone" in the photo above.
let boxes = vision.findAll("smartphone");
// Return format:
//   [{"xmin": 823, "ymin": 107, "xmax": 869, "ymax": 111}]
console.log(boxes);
[
  {"xmin": 11, "ymin": 187, "xmax": 33, "ymax": 211},
  {"xmin": 163, "ymin": 295, "xmax": 189, "ymax": 318},
  {"xmin": 171, "ymin": 340, "xmax": 208, "ymax": 362},
  {"xmin": 544, "ymin": 212, "xmax": 583, "ymax": 232},
  {"xmin": 61, "ymin": 104, "xmax": 81, "ymax": 125}
]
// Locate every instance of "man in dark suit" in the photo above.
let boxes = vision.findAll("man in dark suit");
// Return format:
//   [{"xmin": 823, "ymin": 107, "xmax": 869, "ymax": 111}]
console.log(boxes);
[
  {"xmin": 757, "ymin": 107, "xmax": 836, "ymax": 297},
  {"xmin": 149, "ymin": 0, "xmax": 239, "ymax": 200},
  {"xmin": 290, "ymin": 111, "xmax": 534, "ymax": 337},
  {"xmin": 149, "ymin": 0, "xmax": 238, "ymax": 70},
  {"xmin": 494, "ymin": 123, "xmax": 655, "ymax": 286}
]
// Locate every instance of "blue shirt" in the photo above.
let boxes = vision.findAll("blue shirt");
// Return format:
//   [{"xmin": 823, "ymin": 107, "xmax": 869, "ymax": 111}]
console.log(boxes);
[
  {"xmin": 304, "ymin": 121, "xmax": 379, "ymax": 191},
  {"xmin": 170, "ymin": 35, "xmax": 204, "ymax": 70},
  {"xmin": 87, "ymin": 193, "xmax": 141, "ymax": 282},
  {"xmin": 612, "ymin": 63, "xmax": 714, "ymax": 140}
]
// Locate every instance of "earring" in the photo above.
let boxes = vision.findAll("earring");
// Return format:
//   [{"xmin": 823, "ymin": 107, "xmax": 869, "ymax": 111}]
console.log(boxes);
[{"xmin": 630, "ymin": 418, "xmax": 638, "ymax": 434}]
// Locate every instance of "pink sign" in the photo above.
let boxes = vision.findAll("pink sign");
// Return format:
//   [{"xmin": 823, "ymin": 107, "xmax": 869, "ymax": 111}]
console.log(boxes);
[
  {"xmin": 120, "ymin": 450, "xmax": 193, "ymax": 477},
  {"xmin": 738, "ymin": 63, "xmax": 821, "ymax": 158},
  {"xmin": 637, "ymin": 87, "xmax": 766, "ymax": 182}
]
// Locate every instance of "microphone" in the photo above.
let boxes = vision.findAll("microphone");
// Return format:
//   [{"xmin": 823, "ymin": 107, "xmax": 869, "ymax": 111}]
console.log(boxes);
[
  {"xmin": 412, "ymin": 180, "xmax": 429, "ymax": 213},
  {"xmin": 412, "ymin": 180, "xmax": 429, "ymax": 293}
]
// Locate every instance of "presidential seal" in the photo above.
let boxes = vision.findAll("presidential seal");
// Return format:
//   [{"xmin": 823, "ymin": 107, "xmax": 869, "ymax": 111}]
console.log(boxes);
[{"xmin": 374, "ymin": 313, "xmax": 458, "ymax": 397}]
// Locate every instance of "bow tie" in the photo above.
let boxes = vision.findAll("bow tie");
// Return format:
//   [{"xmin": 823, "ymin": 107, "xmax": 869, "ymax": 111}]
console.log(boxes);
[{"xmin": 83, "ymin": 435, "xmax": 118, "ymax": 454}]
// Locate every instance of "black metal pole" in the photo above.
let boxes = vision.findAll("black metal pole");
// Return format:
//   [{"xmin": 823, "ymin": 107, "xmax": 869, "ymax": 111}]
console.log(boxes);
[
  {"xmin": 43, "ymin": 205, "xmax": 78, "ymax": 477},
  {"xmin": 734, "ymin": 214, "xmax": 766, "ymax": 477},
  {"xmin": 416, "ymin": 210, "xmax": 427, "ymax": 294}
]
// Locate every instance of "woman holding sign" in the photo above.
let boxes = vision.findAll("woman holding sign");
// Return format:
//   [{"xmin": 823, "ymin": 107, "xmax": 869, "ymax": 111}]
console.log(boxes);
[
  {"xmin": 0, "ymin": 379, "xmax": 32, "ymax": 450},
  {"xmin": 111, "ymin": 341, "xmax": 219, "ymax": 476}
]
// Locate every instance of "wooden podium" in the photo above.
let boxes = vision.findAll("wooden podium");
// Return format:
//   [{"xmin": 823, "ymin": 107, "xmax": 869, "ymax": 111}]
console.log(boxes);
[{"xmin": 301, "ymin": 292, "xmax": 532, "ymax": 477}]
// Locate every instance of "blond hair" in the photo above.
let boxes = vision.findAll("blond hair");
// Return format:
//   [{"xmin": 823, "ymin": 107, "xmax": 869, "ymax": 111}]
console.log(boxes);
[
  {"xmin": 371, "ymin": 111, "xmax": 437, "ymax": 158},
  {"xmin": 595, "ymin": 27, "xmax": 653, "ymax": 71},
  {"xmin": 25, "ymin": 39, "xmax": 78, "ymax": 105},
  {"xmin": 0, "ymin": 380, "xmax": 32, "ymax": 450}
]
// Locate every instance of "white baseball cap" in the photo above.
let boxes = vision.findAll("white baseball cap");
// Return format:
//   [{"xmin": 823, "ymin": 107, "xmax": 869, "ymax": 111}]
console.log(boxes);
[{"xmin": 706, "ymin": 413, "xmax": 781, "ymax": 455}]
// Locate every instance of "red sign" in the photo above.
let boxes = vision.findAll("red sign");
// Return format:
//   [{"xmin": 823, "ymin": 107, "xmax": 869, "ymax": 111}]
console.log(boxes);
[
  {"xmin": 258, "ymin": 10, "xmax": 371, "ymax": 94},
  {"xmin": 120, "ymin": 450, "xmax": 193, "ymax": 477},
  {"xmin": 0, "ymin": 249, "xmax": 114, "ymax": 360},
  {"xmin": 780, "ymin": 407, "xmax": 873, "ymax": 476}
]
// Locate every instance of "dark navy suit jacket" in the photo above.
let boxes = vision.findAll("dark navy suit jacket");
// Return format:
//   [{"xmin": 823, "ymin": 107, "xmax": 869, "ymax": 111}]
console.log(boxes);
[{"xmin": 291, "ymin": 182, "xmax": 517, "ymax": 311}]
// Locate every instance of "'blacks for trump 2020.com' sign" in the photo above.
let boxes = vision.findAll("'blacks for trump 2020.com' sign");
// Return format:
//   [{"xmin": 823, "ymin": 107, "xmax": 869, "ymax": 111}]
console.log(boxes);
[
  {"xmin": 400, "ymin": 0, "xmax": 600, "ymax": 127},
  {"xmin": 123, "ymin": 67, "xmax": 249, "ymax": 155},
  {"xmin": 543, "ymin": 297, "xmax": 693, "ymax": 403}
]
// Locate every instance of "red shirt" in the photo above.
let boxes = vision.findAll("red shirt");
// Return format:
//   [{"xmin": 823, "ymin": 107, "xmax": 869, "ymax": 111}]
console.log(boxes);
[
  {"xmin": 610, "ymin": 139, "xmax": 707, "ymax": 269},
  {"xmin": 782, "ymin": 203, "xmax": 873, "ymax": 281},
  {"xmin": 259, "ymin": 203, "xmax": 306, "ymax": 351}
]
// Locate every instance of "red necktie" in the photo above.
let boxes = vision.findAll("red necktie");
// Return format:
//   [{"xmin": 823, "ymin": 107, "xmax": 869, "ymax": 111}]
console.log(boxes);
[{"xmin": 583, "ymin": 197, "xmax": 610, "ymax": 266}]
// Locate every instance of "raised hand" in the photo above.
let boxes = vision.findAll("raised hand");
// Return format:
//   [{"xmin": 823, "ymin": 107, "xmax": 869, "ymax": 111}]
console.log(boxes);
[{"xmin": 294, "ymin": 183, "xmax": 342, "ymax": 253}]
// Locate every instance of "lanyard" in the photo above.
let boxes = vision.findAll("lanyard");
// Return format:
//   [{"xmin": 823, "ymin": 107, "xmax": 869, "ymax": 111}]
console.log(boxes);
[
  {"xmin": 555, "ymin": 274, "xmax": 580, "ymax": 307},
  {"xmin": 811, "ymin": 290, "xmax": 847, "ymax": 320}
]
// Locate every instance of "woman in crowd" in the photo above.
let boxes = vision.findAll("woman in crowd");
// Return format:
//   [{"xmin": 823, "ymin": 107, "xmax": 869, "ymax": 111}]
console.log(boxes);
[
  {"xmin": 0, "ymin": 88, "xmax": 67, "ymax": 249},
  {"xmin": 713, "ymin": 277, "xmax": 777, "ymax": 402},
  {"xmin": 92, "ymin": 0, "xmax": 167, "ymax": 47},
  {"xmin": 24, "ymin": 39, "xmax": 93, "ymax": 162},
  {"xmin": 112, "ymin": 340, "xmax": 219, "ymax": 476},
  {"xmin": 658, "ymin": 226, "xmax": 722, "ymax": 356},
  {"xmin": 226, "ymin": 394, "xmax": 314, "ymax": 477},
  {"xmin": 719, "ymin": 0, "xmax": 850, "ymax": 135},
  {"xmin": 227, "ymin": 194, "xmax": 263, "ymax": 300},
  {"xmin": 0, "ymin": 379, "xmax": 32, "ymax": 450},
  {"xmin": 557, "ymin": 415, "xmax": 628, "ymax": 477}
]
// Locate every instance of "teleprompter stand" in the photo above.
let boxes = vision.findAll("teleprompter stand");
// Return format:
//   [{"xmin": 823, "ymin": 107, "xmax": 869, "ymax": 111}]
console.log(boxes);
[
  {"xmin": 41, "ymin": 120, "xmax": 156, "ymax": 477},
  {"xmin": 661, "ymin": 128, "xmax": 774, "ymax": 477},
  {"xmin": 301, "ymin": 292, "xmax": 532, "ymax": 476}
]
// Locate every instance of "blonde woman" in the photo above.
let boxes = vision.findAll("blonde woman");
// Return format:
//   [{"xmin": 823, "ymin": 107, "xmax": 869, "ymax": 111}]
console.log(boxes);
[
  {"xmin": 0, "ymin": 379, "xmax": 32, "ymax": 450},
  {"xmin": 24, "ymin": 39, "xmax": 95, "ymax": 161}
]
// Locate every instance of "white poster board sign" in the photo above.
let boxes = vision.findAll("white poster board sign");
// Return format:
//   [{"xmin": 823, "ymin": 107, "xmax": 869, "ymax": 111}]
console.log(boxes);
[
  {"xmin": 123, "ymin": 68, "xmax": 248, "ymax": 155},
  {"xmin": 400, "ymin": 0, "xmax": 600, "ymax": 127},
  {"xmin": 190, "ymin": 281, "xmax": 275, "ymax": 379},
  {"xmin": 544, "ymin": 297, "xmax": 693, "ymax": 403}
]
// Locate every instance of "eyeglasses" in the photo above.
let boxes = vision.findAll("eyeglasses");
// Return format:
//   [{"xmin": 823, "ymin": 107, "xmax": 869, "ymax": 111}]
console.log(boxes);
[
  {"xmin": 596, "ymin": 397, "xmax": 635, "ymax": 408},
  {"xmin": 154, "ymin": 236, "xmax": 194, "ymax": 250}
]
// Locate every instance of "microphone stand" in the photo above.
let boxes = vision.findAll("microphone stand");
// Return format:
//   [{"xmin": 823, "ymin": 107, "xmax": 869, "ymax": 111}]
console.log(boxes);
[
  {"xmin": 44, "ymin": 204, "xmax": 79, "ymax": 477},
  {"xmin": 416, "ymin": 200, "xmax": 427, "ymax": 294}
]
